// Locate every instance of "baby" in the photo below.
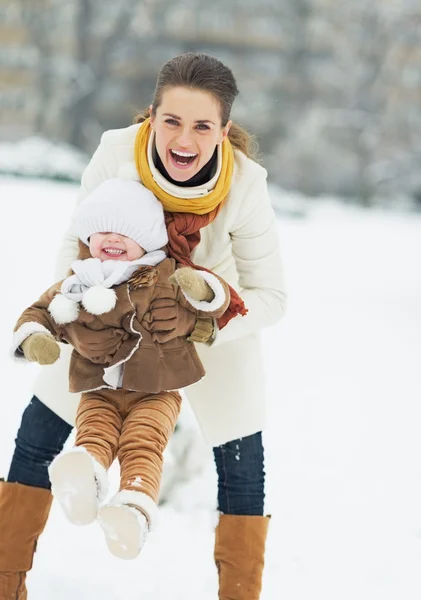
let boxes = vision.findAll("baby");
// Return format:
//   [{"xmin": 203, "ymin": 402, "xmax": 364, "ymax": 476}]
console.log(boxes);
[{"xmin": 12, "ymin": 178, "xmax": 230, "ymax": 559}]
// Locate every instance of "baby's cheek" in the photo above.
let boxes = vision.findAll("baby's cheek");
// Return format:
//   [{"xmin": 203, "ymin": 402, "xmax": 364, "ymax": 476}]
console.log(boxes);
[
  {"xmin": 89, "ymin": 239, "xmax": 101, "ymax": 259},
  {"xmin": 127, "ymin": 244, "xmax": 145, "ymax": 261}
]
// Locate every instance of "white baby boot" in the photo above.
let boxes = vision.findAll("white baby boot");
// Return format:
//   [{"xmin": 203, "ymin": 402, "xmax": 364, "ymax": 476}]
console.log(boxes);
[
  {"xmin": 49, "ymin": 447, "xmax": 108, "ymax": 525},
  {"xmin": 98, "ymin": 490, "xmax": 158, "ymax": 560}
]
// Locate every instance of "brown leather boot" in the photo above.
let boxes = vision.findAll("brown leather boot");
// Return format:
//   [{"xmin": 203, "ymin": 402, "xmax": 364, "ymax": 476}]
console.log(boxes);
[
  {"xmin": 0, "ymin": 480, "xmax": 53, "ymax": 600},
  {"xmin": 214, "ymin": 514, "xmax": 270, "ymax": 600}
]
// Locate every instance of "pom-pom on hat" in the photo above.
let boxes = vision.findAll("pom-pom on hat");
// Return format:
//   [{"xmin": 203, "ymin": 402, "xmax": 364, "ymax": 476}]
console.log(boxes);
[{"xmin": 74, "ymin": 178, "xmax": 168, "ymax": 252}]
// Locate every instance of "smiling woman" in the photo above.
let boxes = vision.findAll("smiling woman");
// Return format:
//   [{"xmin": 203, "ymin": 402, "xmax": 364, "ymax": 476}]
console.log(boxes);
[
  {"xmin": 1, "ymin": 52, "xmax": 287, "ymax": 600},
  {"xmin": 150, "ymin": 87, "xmax": 231, "ymax": 182}
]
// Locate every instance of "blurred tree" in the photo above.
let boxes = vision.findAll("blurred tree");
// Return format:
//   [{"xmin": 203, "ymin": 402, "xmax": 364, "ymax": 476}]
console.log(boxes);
[
  {"xmin": 67, "ymin": 0, "xmax": 137, "ymax": 148},
  {"xmin": 18, "ymin": 0, "xmax": 139, "ymax": 147}
]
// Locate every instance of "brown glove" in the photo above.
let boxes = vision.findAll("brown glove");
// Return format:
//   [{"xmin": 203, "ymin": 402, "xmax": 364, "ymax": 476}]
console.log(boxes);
[
  {"xmin": 142, "ymin": 298, "xmax": 196, "ymax": 344},
  {"xmin": 168, "ymin": 267, "xmax": 214, "ymax": 302},
  {"xmin": 62, "ymin": 322, "xmax": 129, "ymax": 363},
  {"xmin": 21, "ymin": 333, "xmax": 60, "ymax": 365}
]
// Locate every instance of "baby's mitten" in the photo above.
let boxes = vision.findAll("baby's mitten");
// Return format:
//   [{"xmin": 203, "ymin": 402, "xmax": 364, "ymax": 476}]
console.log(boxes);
[
  {"xmin": 21, "ymin": 333, "xmax": 60, "ymax": 365},
  {"xmin": 169, "ymin": 268, "xmax": 214, "ymax": 302}
]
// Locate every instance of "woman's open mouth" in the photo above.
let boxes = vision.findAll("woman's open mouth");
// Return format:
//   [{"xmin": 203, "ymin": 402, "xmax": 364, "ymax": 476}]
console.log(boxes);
[{"xmin": 169, "ymin": 149, "xmax": 198, "ymax": 169}]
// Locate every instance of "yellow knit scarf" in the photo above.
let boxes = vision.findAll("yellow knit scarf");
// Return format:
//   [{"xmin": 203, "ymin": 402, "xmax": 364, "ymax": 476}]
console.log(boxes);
[{"xmin": 134, "ymin": 118, "xmax": 234, "ymax": 214}]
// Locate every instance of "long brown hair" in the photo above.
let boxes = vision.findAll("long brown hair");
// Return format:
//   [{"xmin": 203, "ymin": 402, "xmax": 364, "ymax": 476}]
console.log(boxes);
[{"xmin": 134, "ymin": 53, "xmax": 258, "ymax": 160}]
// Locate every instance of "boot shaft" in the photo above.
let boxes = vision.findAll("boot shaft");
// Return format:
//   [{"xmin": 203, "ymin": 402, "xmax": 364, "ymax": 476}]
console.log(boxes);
[
  {"xmin": 214, "ymin": 514, "xmax": 270, "ymax": 600},
  {"xmin": 0, "ymin": 480, "xmax": 52, "ymax": 600}
]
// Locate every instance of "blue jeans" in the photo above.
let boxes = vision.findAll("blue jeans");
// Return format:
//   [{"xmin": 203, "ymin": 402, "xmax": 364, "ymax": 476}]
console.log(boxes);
[
  {"xmin": 8, "ymin": 397, "xmax": 73, "ymax": 489},
  {"xmin": 213, "ymin": 432, "xmax": 265, "ymax": 515},
  {"xmin": 8, "ymin": 396, "xmax": 265, "ymax": 515}
]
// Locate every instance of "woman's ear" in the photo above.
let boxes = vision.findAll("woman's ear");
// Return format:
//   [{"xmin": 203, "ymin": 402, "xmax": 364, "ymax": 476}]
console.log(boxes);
[
  {"xmin": 219, "ymin": 119, "xmax": 232, "ymax": 144},
  {"xmin": 149, "ymin": 105, "xmax": 155, "ymax": 128}
]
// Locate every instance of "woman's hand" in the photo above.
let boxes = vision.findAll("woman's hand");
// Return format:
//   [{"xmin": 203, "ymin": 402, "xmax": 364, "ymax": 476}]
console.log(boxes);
[
  {"xmin": 62, "ymin": 323, "xmax": 129, "ymax": 363},
  {"xmin": 142, "ymin": 298, "xmax": 196, "ymax": 344}
]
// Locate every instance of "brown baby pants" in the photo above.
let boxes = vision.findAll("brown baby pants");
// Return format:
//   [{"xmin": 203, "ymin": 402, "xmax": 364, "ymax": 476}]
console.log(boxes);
[{"xmin": 75, "ymin": 389, "xmax": 182, "ymax": 503}]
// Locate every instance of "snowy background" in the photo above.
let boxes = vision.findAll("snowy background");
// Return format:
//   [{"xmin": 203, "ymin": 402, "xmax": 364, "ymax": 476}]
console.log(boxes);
[{"xmin": 1, "ymin": 176, "xmax": 421, "ymax": 599}]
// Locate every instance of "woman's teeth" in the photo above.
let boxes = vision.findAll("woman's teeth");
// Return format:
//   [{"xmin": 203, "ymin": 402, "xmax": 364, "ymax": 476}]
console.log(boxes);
[{"xmin": 170, "ymin": 149, "xmax": 197, "ymax": 165}]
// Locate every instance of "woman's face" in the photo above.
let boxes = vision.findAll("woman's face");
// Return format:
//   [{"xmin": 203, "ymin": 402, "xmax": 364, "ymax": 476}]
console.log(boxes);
[{"xmin": 150, "ymin": 86, "xmax": 231, "ymax": 182}]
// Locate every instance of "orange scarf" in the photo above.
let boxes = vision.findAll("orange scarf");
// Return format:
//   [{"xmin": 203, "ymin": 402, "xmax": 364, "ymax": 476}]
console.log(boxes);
[
  {"xmin": 164, "ymin": 212, "xmax": 248, "ymax": 329},
  {"xmin": 134, "ymin": 119, "xmax": 247, "ymax": 329}
]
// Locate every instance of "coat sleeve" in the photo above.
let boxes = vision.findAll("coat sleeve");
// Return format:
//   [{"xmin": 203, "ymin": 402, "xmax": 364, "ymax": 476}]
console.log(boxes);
[
  {"xmin": 53, "ymin": 136, "xmax": 118, "ymax": 280},
  {"xmin": 212, "ymin": 169, "xmax": 287, "ymax": 347},
  {"xmin": 12, "ymin": 283, "xmax": 65, "ymax": 359}
]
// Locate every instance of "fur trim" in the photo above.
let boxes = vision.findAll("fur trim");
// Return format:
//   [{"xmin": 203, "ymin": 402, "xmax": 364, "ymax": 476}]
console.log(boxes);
[
  {"xmin": 11, "ymin": 322, "xmax": 53, "ymax": 361},
  {"xmin": 49, "ymin": 446, "xmax": 109, "ymax": 503},
  {"xmin": 82, "ymin": 286, "xmax": 117, "ymax": 315},
  {"xmin": 182, "ymin": 271, "xmax": 227, "ymax": 312},
  {"xmin": 107, "ymin": 489, "xmax": 159, "ymax": 530},
  {"xmin": 49, "ymin": 293, "xmax": 79, "ymax": 324},
  {"xmin": 102, "ymin": 364, "xmax": 121, "ymax": 389}
]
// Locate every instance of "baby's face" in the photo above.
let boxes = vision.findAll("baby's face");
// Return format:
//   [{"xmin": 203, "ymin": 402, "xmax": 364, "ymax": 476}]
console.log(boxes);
[{"xmin": 89, "ymin": 232, "xmax": 145, "ymax": 262}]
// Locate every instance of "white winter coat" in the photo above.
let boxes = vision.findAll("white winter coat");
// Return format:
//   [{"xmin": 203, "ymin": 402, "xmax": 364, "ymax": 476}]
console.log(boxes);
[{"xmin": 32, "ymin": 123, "xmax": 287, "ymax": 446}]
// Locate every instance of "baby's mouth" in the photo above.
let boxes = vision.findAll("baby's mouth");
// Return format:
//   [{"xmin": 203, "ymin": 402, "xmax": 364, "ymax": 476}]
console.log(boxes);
[
  {"xmin": 169, "ymin": 149, "xmax": 198, "ymax": 166},
  {"xmin": 102, "ymin": 248, "xmax": 126, "ymax": 258}
]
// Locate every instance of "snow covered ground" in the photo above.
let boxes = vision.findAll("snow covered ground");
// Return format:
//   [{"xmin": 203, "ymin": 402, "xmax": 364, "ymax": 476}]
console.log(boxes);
[{"xmin": 1, "ymin": 176, "xmax": 421, "ymax": 599}]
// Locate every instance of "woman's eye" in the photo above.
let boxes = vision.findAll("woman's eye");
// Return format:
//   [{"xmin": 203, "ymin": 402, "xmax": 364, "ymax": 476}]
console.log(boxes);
[
  {"xmin": 165, "ymin": 119, "xmax": 179, "ymax": 126},
  {"xmin": 196, "ymin": 123, "xmax": 210, "ymax": 131}
]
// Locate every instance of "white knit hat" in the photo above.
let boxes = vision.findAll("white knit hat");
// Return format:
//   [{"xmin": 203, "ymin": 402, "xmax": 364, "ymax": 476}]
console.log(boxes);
[{"xmin": 74, "ymin": 178, "xmax": 168, "ymax": 252}]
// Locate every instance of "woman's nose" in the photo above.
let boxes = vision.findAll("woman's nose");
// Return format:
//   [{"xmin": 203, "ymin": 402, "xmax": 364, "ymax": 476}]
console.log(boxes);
[{"xmin": 176, "ymin": 127, "xmax": 194, "ymax": 148}]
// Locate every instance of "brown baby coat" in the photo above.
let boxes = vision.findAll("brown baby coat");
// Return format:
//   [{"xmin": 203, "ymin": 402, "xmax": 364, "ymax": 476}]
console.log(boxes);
[{"xmin": 15, "ymin": 258, "xmax": 229, "ymax": 394}]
